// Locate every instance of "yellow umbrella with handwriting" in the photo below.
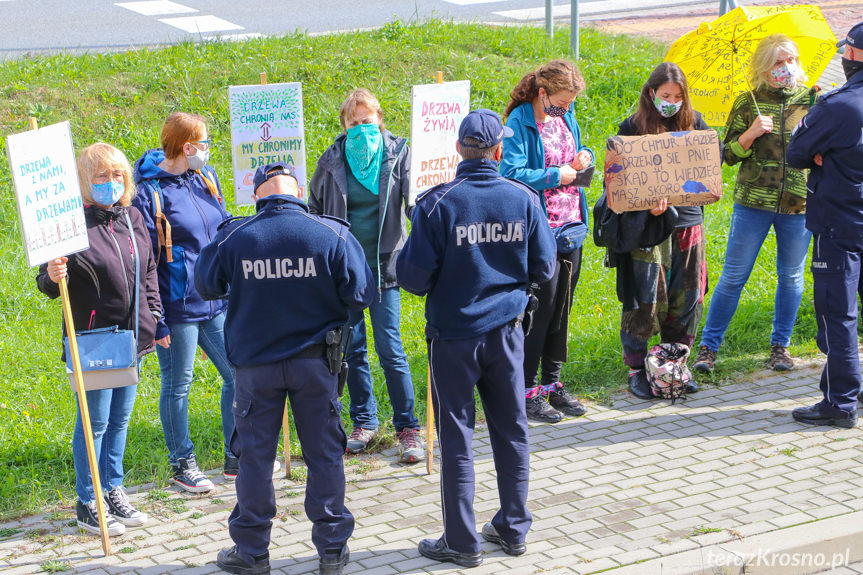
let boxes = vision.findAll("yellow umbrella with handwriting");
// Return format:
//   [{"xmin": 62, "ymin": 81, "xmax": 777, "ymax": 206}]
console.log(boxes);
[{"xmin": 665, "ymin": 5, "xmax": 836, "ymax": 126}]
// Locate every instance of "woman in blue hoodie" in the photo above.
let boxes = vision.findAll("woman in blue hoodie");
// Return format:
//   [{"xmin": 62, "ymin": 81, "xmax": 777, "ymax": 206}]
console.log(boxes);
[
  {"xmin": 132, "ymin": 112, "xmax": 234, "ymax": 493},
  {"xmin": 501, "ymin": 60, "xmax": 593, "ymax": 424}
]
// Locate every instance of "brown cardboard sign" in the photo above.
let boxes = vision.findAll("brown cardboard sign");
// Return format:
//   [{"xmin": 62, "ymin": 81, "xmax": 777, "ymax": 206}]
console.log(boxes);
[{"xmin": 603, "ymin": 130, "xmax": 722, "ymax": 213}]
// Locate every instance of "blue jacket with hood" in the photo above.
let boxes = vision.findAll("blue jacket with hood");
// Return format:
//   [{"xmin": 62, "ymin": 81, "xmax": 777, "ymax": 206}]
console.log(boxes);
[
  {"xmin": 499, "ymin": 101, "xmax": 593, "ymax": 228},
  {"xmin": 132, "ymin": 148, "xmax": 231, "ymax": 339}
]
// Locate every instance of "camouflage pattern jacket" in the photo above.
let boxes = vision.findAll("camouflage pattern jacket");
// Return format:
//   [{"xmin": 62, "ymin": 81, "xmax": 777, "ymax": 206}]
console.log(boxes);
[{"xmin": 723, "ymin": 85, "xmax": 818, "ymax": 214}]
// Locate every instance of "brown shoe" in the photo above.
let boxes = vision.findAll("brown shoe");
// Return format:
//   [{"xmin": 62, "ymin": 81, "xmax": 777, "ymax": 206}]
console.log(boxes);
[
  {"xmin": 769, "ymin": 344, "xmax": 794, "ymax": 371},
  {"xmin": 692, "ymin": 346, "xmax": 716, "ymax": 373}
]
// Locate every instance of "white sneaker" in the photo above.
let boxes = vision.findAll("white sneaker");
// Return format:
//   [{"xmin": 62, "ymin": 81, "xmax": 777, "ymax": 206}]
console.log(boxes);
[{"xmin": 105, "ymin": 486, "xmax": 148, "ymax": 527}]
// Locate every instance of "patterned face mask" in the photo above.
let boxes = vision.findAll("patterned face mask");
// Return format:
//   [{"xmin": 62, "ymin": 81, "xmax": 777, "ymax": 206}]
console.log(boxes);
[
  {"xmin": 770, "ymin": 63, "xmax": 797, "ymax": 88},
  {"xmin": 543, "ymin": 94, "xmax": 568, "ymax": 118},
  {"xmin": 652, "ymin": 93, "xmax": 682, "ymax": 118}
]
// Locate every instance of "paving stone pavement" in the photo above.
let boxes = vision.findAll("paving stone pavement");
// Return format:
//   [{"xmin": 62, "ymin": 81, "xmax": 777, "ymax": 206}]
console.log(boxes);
[{"xmin": 2, "ymin": 358, "xmax": 863, "ymax": 574}]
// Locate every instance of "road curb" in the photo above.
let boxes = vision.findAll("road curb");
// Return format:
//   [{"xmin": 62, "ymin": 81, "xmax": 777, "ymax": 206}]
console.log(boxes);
[{"xmin": 600, "ymin": 511, "xmax": 863, "ymax": 574}]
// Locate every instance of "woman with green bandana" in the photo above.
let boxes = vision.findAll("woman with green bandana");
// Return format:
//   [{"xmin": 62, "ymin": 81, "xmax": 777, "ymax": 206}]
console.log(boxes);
[{"xmin": 309, "ymin": 89, "xmax": 424, "ymax": 464}]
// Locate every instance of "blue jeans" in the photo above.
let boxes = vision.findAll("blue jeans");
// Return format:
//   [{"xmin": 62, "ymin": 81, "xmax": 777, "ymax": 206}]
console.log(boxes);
[
  {"xmin": 73, "ymin": 382, "xmax": 138, "ymax": 504},
  {"xmin": 345, "ymin": 286, "xmax": 418, "ymax": 432},
  {"xmin": 157, "ymin": 313, "xmax": 236, "ymax": 464},
  {"xmin": 700, "ymin": 203, "xmax": 811, "ymax": 351}
]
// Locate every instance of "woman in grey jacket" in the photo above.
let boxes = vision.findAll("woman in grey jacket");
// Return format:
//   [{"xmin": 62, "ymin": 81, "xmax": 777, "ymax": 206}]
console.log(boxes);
[{"xmin": 309, "ymin": 89, "xmax": 423, "ymax": 464}]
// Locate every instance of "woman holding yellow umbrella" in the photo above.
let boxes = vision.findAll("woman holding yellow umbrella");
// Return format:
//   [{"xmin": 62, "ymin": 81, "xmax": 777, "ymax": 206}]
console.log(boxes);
[{"xmin": 693, "ymin": 35, "xmax": 818, "ymax": 374}]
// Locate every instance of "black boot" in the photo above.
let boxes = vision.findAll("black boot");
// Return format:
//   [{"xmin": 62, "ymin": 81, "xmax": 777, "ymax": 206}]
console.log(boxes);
[
  {"xmin": 792, "ymin": 401, "xmax": 857, "ymax": 429},
  {"xmin": 319, "ymin": 545, "xmax": 349, "ymax": 575},
  {"xmin": 216, "ymin": 546, "xmax": 270, "ymax": 575},
  {"xmin": 418, "ymin": 537, "xmax": 482, "ymax": 568},
  {"xmin": 628, "ymin": 370, "xmax": 654, "ymax": 400}
]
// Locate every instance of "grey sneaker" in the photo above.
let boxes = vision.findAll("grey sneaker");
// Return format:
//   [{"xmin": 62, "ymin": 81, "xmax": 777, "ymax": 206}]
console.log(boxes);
[
  {"xmin": 397, "ymin": 428, "xmax": 425, "ymax": 464},
  {"xmin": 525, "ymin": 395, "xmax": 563, "ymax": 423},
  {"xmin": 547, "ymin": 387, "xmax": 587, "ymax": 417},
  {"xmin": 346, "ymin": 427, "xmax": 375, "ymax": 454},
  {"xmin": 692, "ymin": 346, "xmax": 717, "ymax": 373},
  {"xmin": 105, "ymin": 486, "xmax": 147, "ymax": 527},
  {"xmin": 769, "ymin": 344, "xmax": 794, "ymax": 371},
  {"xmin": 76, "ymin": 500, "xmax": 125, "ymax": 536}
]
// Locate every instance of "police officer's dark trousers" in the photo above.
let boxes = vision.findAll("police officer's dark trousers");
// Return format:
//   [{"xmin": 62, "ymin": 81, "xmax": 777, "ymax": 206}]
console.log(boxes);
[
  {"xmin": 812, "ymin": 234, "xmax": 863, "ymax": 412},
  {"xmin": 428, "ymin": 321, "xmax": 532, "ymax": 553},
  {"xmin": 229, "ymin": 355, "xmax": 354, "ymax": 561}
]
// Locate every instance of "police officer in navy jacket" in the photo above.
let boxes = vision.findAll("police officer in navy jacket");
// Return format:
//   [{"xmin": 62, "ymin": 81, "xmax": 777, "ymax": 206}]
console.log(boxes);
[
  {"xmin": 195, "ymin": 162, "xmax": 374, "ymax": 575},
  {"xmin": 397, "ymin": 109, "xmax": 556, "ymax": 567},
  {"xmin": 787, "ymin": 22, "xmax": 863, "ymax": 429}
]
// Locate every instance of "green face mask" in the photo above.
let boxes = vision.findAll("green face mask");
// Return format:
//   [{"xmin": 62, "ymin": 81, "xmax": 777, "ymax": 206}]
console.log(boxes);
[{"xmin": 345, "ymin": 124, "xmax": 383, "ymax": 195}]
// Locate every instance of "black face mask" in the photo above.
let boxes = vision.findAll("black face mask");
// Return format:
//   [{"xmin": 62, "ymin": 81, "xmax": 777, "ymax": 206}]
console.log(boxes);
[{"xmin": 842, "ymin": 57, "xmax": 863, "ymax": 81}]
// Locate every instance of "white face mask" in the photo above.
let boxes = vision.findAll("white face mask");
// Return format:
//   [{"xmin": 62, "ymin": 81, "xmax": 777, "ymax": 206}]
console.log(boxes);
[{"xmin": 186, "ymin": 145, "xmax": 209, "ymax": 171}]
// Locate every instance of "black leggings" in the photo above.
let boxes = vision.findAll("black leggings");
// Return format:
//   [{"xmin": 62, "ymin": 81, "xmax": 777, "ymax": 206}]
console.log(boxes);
[{"xmin": 523, "ymin": 248, "xmax": 582, "ymax": 391}]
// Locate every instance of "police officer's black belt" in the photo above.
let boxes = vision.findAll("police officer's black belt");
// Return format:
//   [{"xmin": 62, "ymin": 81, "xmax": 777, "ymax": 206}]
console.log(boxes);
[{"xmin": 294, "ymin": 344, "xmax": 328, "ymax": 359}]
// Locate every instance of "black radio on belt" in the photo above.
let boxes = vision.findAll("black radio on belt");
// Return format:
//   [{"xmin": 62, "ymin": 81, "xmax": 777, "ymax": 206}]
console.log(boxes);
[
  {"xmin": 521, "ymin": 283, "xmax": 540, "ymax": 336},
  {"xmin": 326, "ymin": 324, "xmax": 353, "ymax": 395}
]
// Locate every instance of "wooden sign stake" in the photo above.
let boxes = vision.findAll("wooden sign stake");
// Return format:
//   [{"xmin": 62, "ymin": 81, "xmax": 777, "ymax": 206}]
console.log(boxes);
[{"xmin": 425, "ymin": 71, "xmax": 444, "ymax": 475}]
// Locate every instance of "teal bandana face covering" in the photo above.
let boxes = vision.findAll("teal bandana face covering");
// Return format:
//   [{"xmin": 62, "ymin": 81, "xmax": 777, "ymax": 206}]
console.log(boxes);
[{"xmin": 345, "ymin": 124, "xmax": 383, "ymax": 194}]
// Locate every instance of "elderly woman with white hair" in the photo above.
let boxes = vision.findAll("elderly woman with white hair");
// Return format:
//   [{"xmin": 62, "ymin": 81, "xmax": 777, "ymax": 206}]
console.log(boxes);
[{"xmin": 694, "ymin": 34, "xmax": 819, "ymax": 374}]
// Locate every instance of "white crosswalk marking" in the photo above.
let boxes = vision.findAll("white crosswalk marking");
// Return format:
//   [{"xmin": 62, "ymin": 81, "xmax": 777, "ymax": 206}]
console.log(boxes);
[
  {"xmin": 159, "ymin": 15, "xmax": 244, "ymax": 33},
  {"xmin": 115, "ymin": 1, "xmax": 197, "ymax": 16},
  {"xmin": 441, "ymin": 0, "xmax": 512, "ymax": 5}
]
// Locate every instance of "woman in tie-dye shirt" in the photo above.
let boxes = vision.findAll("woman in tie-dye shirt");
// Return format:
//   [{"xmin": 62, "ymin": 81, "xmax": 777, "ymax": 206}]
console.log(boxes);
[{"xmin": 501, "ymin": 60, "xmax": 594, "ymax": 424}]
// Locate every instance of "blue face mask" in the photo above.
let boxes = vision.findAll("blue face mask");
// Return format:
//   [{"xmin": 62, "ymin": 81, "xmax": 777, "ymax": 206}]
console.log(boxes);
[{"xmin": 91, "ymin": 180, "xmax": 125, "ymax": 206}]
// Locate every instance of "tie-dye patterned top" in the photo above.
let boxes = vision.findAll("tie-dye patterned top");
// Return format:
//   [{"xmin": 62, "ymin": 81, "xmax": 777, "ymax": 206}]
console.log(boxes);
[{"xmin": 536, "ymin": 117, "xmax": 581, "ymax": 227}]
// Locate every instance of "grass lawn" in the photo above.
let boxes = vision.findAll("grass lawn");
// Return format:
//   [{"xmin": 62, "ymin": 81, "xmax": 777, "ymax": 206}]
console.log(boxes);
[{"xmin": 0, "ymin": 20, "xmax": 818, "ymax": 519}]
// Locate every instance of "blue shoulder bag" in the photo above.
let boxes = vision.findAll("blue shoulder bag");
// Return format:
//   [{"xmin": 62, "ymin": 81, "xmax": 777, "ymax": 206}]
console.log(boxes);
[{"xmin": 64, "ymin": 211, "xmax": 140, "ymax": 392}]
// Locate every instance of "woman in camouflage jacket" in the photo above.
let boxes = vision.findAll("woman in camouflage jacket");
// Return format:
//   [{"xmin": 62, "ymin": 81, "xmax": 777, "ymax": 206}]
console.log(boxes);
[{"xmin": 694, "ymin": 34, "xmax": 818, "ymax": 374}]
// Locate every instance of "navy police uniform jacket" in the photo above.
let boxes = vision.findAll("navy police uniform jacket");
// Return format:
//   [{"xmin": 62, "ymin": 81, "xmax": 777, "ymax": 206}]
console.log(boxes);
[
  {"xmin": 787, "ymin": 68, "xmax": 863, "ymax": 239},
  {"xmin": 195, "ymin": 195, "xmax": 374, "ymax": 367},
  {"xmin": 396, "ymin": 158, "xmax": 556, "ymax": 340}
]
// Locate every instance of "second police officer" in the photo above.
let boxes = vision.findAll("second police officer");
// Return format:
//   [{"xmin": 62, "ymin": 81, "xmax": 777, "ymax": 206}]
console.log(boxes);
[
  {"xmin": 787, "ymin": 22, "xmax": 863, "ymax": 429},
  {"xmin": 195, "ymin": 162, "xmax": 374, "ymax": 575},
  {"xmin": 397, "ymin": 109, "xmax": 557, "ymax": 567}
]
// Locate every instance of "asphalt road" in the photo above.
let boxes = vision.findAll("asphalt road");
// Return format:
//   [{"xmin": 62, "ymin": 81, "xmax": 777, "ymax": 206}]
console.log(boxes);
[{"xmin": 0, "ymin": 0, "xmax": 737, "ymax": 58}]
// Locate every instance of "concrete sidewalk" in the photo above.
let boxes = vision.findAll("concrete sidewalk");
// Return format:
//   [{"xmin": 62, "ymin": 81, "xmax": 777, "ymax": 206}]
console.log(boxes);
[{"xmin": 2, "ymin": 357, "xmax": 863, "ymax": 574}]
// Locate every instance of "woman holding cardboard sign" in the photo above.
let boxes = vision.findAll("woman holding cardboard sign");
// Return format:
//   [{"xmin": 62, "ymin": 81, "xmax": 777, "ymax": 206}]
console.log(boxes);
[
  {"xmin": 501, "ymin": 60, "xmax": 594, "ymax": 423},
  {"xmin": 37, "ymin": 143, "xmax": 160, "ymax": 536},
  {"xmin": 612, "ymin": 62, "xmax": 719, "ymax": 400},
  {"xmin": 694, "ymin": 35, "xmax": 816, "ymax": 375}
]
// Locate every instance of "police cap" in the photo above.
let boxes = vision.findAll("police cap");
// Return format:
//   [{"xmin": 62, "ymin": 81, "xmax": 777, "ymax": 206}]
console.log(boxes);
[{"xmin": 253, "ymin": 162, "xmax": 298, "ymax": 193}]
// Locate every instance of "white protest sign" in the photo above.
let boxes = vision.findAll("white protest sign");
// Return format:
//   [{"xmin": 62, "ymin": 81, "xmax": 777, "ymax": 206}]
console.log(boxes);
[
  {"xmin": 409, "ymin": 80, "xmax": 471, "ymax": 203},
  {"xmin": 7, "ymin": 121, "xmax": 88, "ymax": 267},
  {"xmin": 228, "ymin": 82, "xmax": 307, "ymax": 205}
]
